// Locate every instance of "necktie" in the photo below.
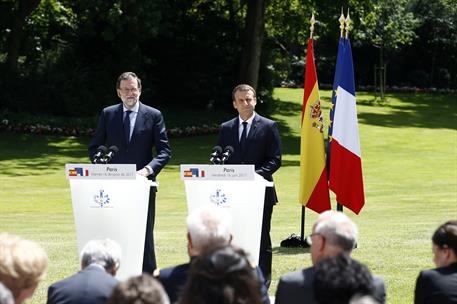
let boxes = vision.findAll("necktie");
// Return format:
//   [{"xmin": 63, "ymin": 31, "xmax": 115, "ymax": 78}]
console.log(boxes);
[
  {"xmin": 240, "ymin": 121, "xmax": 248, "ymax": 152},
  {"xmin": 123, "ymin": 110, "xmax": 132, "ymax": 143}
]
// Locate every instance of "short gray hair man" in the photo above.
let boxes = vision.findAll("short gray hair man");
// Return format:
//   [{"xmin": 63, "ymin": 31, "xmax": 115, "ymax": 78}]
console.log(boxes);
[
  {"xmin": 80, "ymin": 239, "xmax": 122, "ymax": 275},
  {"xmin": 275, "ymin": 211, "xmax": 386, "ymax": 304},
  {"xmin": 310, "ymin": 210, "xmax": 358, "ymax": 265},
  {"xmin": 186, "ymin": 204, "xmax": 232, "ymax": 256},
  {"xmin": 47, "ymin": 239, "xmax": 122, "ymax": 304}
]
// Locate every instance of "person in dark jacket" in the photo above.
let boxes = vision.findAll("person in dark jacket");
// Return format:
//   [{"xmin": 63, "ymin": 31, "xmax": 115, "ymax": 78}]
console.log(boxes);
[
  {"xmin": 415, "ymin": 220, "xmax": 457, "ymax": 304},
  {"xmin": 155, "ymin": 204, "xmax": 270, "ymax": 304},
  {"xmin": 47, "ymin": 239, "xmax": 121, "ymax": 304}
]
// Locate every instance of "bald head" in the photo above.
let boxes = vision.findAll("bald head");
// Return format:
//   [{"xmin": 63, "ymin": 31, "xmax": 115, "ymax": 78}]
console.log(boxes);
[
  {"xmin": 310, "ymin": 211, "xmax": 358, "ymax": 264},
  {"xmin": 186, "ymin": 205, "xmax": 232, "ymax": 256}
]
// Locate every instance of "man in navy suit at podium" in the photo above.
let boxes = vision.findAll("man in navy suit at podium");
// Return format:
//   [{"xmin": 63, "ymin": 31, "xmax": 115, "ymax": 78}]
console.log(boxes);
[
  {"xmin": 88, "ymin": 72, "xmax": 171, "ymax": 273},
  {"xmin": 216, "ymin": 84, "xmax": 282, "ymax": 287}
]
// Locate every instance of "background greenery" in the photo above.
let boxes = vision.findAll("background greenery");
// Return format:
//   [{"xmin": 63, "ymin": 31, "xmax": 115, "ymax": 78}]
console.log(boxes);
[
  {"xmin": 0, "ymin": 88, "xmax": 456, "ymax": 303},
  {"xmin": 0, "ymin": 0, "xmax": 456, "ymax": 116}
]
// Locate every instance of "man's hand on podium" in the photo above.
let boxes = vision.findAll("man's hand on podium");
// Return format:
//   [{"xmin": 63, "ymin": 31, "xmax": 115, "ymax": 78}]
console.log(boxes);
[{"xmin": 137, "ymin": 168, "xmax": 150, "ymax": 177}]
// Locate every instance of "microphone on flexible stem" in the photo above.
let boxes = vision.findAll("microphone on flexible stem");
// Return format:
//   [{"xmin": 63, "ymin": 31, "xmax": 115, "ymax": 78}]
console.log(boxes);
[
  {"xmin": 103, "ymin": 146, "xmax": 119, "ymax": 164},
  {"xmin": 209, "ymin": 146, "xmax": 223, "ymax": 164},
  {"xmin": 92, "ymin": 146, "xmax": 108, "ymax": 164},
  {"xmin": 221, "ymin": 146, "xmax": 234, "ymax": 164}
]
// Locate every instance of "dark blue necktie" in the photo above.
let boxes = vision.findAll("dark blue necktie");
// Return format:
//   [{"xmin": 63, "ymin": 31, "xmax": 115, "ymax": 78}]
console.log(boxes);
[
  {"xmin": 240, "ymin": 121, "xmax": 248, "ymax": 152},
  {"xmin": 123, "ymin": 110, "xmax": 132, "ymax": 143}
]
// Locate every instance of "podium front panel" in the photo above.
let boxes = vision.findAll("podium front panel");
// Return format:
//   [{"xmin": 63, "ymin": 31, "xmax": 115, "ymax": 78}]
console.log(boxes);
[
  {"xmin": 184, "ymin": 175, "xmax": 267, "ymax": 265},
  {"xmin": 69, "ymin": 176, "xmax": 151, "ymax": 280}
]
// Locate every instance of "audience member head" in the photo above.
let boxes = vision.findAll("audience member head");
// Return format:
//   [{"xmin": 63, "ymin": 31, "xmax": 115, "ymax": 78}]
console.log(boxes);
[
  {"xmin": 310, "ymin": 210, "xmax": 358, "ymax": 265},
  {"xmin": 80, "ymin": 239, "xmax": 122, "ymax": 276},
  {"xmin": 0, "ymin": 282, "xmax": 14, "ymax": 304},
  {"xmin": 314, "ymin": 254, "xmax": 375, "ymax": 304},
  {"xmin": 180, "ymin": 245, "xmax": 262, "ymax": 304},
  {"xmin": 0, "ymin": 233, "xmax": 48, "ymax": 304},
  {"xmin": 431, "ymin": 220, "xmax": 457, "ymax": 267},
  {"xmin": 107, "ymin": 273, "xmax": 169, "ymax": 304},
  {"xmin": 186, "ymin": 204, "xmax": 232, "ymax": 257},
  {"xmin": 349, "ymin": 294, "xmax": 380, "ymax": 304}
]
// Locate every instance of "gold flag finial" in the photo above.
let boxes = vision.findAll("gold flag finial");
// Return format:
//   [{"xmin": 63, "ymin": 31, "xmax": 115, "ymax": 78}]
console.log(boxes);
[
  {"xmin": 339, "ymin": 7, "xmax": 345, "ymax": 38},
  {"xmin": 345, "ymin": 8, "xmax": 352, "ymax": 39},
  {"xmin": 310, "ymin": 13, "xmax": 316, "ymax": 39}
]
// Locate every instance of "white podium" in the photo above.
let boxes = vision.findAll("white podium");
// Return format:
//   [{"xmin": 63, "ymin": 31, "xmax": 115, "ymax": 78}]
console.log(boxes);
[
  {"xmin": 180, "ymin": 164, "xmax": 273, "ymax": 265},
  {"xmin": 65, "ymin": 164, "xmax": 155, "ymax": 280}
]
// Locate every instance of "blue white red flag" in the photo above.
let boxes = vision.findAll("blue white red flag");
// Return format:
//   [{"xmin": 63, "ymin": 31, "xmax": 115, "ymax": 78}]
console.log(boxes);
[{"xmin": 327, "ymin": 38, "xmax": 365, "ymax": 214}]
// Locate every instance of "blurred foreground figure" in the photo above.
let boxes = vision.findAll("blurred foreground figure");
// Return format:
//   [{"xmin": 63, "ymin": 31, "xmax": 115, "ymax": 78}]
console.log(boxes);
[
  {"xmin": 180, "ymin": 245, "xmax": 263, "ymax": 304},
  {"xmin": 314, "ymin": 254, "xmax": 378, "ymax": 304},
  {"xmin": 0, "ymin": 233, "xmax": 48, "ymax": 304},
  {"xmin": 107, "ymin": 273, "xmax": 169, "ymax": 304}
]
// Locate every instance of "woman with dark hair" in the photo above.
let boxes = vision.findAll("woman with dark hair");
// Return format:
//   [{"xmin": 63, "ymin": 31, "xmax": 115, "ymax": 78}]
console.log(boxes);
[
  {"xmin": 179, "ymin": 245, "xmax": 262, "ymax": 304},
  {"xmin": 414, "ymin": 220, "xmax": 457, "ymax": 304}
]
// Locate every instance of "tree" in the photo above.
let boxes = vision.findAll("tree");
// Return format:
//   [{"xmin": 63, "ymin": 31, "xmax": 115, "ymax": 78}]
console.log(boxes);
[
  {"xmin": 411, "ymin": 0, "xmax": 457, "ymax": 88},
  {"xmin": 356, "ymin": 0, "xmax": 418, "ymax": 100},
  {"xmin": 4, "ymin": 0, "xmax": 41, "ymax": 73},
  {"xmin": 238, "ymin": 0, "xmax": 267, "ymax": 90}
]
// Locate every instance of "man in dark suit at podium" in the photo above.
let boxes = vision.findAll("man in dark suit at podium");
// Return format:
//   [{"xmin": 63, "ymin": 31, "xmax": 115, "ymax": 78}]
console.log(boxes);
[
  {"xmin": 216, "ymin": 84, "xmax": 282, "ymax": 287},
  {"xmin": 88, "ymin": 72, "xmax": 171, "ymax": 273}
]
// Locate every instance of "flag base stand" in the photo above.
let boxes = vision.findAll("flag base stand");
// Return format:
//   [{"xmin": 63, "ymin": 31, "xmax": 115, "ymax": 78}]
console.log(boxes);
[
  {"xmin": 280, "ymin": 206, "xmax": 310, "ymax": 248},
  {"xmin": 280, "ymin": 233, "xmax": 310, "ymax": 248}
]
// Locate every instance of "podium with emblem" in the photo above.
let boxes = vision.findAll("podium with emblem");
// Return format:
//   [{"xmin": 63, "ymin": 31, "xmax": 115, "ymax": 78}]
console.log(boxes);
[
  {"xmin": 65, "ymin": 164, "xmax": 154, "ymax": 280},
  {"xmin": 180, "ymin": 164, "xmax": 273, "ymax": 265}
]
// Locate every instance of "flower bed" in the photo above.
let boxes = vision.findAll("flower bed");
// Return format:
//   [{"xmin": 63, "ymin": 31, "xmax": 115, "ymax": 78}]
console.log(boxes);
[{"xmin": 0, "ymin": 119, "xmax": 220, "ymax": 138}]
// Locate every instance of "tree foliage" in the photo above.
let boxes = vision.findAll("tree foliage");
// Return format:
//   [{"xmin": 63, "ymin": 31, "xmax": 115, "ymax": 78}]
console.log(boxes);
[{"xmin": 0, "ymin": 0, "xmax": 454, "ymax": 116}]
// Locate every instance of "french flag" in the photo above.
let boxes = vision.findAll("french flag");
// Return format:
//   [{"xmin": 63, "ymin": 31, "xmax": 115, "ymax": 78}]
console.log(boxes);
[{"xmin": 328, "ymin": 38, "xmax": 365, "ymax": 214}]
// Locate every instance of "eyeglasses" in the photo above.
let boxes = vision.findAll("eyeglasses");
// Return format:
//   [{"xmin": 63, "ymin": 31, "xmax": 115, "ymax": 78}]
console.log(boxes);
[
  {"xmin": 307, "ymin": 232, "xmax": 325, "ymax": 245},
  {"xmin": 119, "ymin": 87, "xmax": 139, "ymax": 94}
]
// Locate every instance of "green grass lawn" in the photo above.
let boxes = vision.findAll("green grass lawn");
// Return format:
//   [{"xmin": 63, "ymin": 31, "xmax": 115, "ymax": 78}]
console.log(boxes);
[{"xmin": 0, "ymin": 88, "xmax": 456, "ymax": 303}]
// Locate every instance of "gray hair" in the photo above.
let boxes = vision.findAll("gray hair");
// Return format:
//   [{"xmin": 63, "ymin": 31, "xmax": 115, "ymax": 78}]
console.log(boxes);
[
  {"xmin": 314, "ymin": 211, "xmax": 358, "ymax": 253},
  {"xmin": 350, "ymin": 295, "xmax": 380, "ymax": 304},
  {"xmin": 187, "ymin": 204, "xmax": 232, "ymax": 252},
  {"xmin": 80, "ymin": 239, "xmax": 122, "ymax": 271}
]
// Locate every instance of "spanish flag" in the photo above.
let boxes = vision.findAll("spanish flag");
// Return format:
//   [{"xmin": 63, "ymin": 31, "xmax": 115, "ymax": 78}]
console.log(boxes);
[{"xmin": 299, "ymin": 38, "xmax": 331, "ymax": 213}]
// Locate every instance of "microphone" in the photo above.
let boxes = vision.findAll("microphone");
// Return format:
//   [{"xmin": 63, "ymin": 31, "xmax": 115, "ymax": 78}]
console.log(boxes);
[
  {"xmin": 103, "ymin": 146, "xmax": 119, "ymax": 164},
  {"xmin": 209, "ymin": 146, "xmax": 223, "ymax": 164},
  {"xmin": 221, "ymin": 146, "xmax": 234, "ymax": 164},
  {"xmin": 92, "ymin": 146, "xmax": 108, "ymax": 164}
]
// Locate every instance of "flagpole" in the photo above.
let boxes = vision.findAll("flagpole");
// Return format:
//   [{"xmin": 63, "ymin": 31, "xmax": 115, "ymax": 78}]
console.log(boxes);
[
  {"xmin": 301, "ymin": 13, "xmax": 317, "ymax": 238},
  {"xmin": 336, "ymin": 9, "xmax": 346, "ymax": 212},
  {"xmin": 339, "ymin": 7, "xmax": 345, "ymax": 38},
  {"xmin": 336, "ymin": 9, "xmax": 352, "ymax": 213},
  {"xmin": 280, "ymin": 14, "xmax": 317, "ymax": 248},
  {"xmin": 330, "ymin": 8, "xmax": 365, "ymax": 215},
  {"xmin": 345, "ymin": 9, "xmax": 351, "ymax": 39},
  {"xmin": 300, "ymin": 13, "xmax": 317, "ymax": 242}
]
